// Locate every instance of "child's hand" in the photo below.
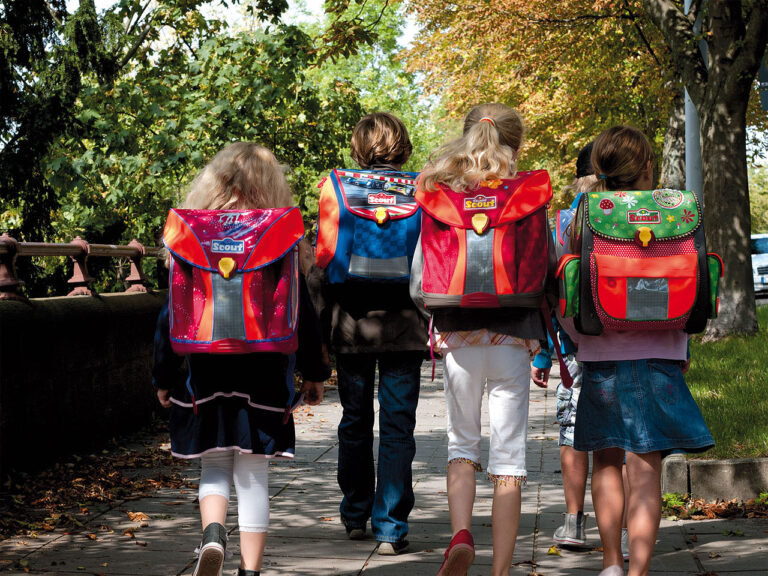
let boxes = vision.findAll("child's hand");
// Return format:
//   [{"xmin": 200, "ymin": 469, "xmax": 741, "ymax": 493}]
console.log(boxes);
[
  {"xmin": 157, "ymin": 389, "xmax": 172, "ymax": 408},
  {"xmin": 301, "ymin": 380, "xmax": 324, "ymax": 405},
  {"xmin": 531, "ymin": 366, "xmax": 550, "ymax": 388}
]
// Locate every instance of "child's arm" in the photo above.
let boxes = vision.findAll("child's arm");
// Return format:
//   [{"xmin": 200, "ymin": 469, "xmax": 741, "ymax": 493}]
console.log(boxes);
[
  {"xmin": 152, "ymin": 298, "xmax": 184, "ymax": 408},
  {"xmin": 295, "ymin": 275, "xmax": 332, "ymax": 401}
]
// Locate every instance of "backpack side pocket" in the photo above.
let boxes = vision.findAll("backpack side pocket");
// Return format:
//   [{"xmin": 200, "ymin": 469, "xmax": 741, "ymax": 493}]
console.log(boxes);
[
  {"xmin": 707, "ymin": 253, "xmax": 724, "ymax": 318},
  {"xmin": 556, "ymin": 255, "xmax": 580, "ymax": 318}
]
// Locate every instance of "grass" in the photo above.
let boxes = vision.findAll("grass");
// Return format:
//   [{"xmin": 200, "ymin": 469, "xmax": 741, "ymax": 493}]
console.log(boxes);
[{"xmin": 687, "ymin": 305, "xmax": 768, "ymax": 459}]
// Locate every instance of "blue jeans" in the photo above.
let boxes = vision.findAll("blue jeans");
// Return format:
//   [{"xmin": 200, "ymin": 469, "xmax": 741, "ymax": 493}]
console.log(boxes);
[{"xmin": 336, "ymin": 351, "xmax": 422, "ymax": 543}]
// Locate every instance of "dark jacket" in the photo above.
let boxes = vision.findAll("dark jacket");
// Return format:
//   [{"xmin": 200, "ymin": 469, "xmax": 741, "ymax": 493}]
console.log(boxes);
[{"xmin": 307, "ymin": 265, "xmax": 429, "ymax": 354}]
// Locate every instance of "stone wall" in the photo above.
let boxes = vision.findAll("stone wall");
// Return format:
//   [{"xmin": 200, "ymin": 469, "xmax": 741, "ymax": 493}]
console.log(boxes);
[{"xmin": 0, "ymin": 293, "xmax": 165, "ymax": 475}]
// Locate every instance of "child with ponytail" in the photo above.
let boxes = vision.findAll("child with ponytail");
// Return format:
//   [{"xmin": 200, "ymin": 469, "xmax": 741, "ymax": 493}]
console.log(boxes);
[
  {"xmin": 413, "ymin": 103, "xmax": 553, "ymax": 576},
  {"xmin": 564, "ymin": 126, "xmax": 713, "ymax": 576}
]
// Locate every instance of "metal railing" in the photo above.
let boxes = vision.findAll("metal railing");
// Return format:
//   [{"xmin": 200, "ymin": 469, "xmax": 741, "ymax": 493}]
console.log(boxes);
[{"xmin": 0, "ymin": 234, "xmax": 164, "ymax": 300}]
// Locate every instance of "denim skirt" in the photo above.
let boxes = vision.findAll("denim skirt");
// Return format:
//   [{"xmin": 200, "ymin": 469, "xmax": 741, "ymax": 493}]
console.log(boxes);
[{"xmin": 573, "ymin": 359, "xmax": 714, "ymax": 454}]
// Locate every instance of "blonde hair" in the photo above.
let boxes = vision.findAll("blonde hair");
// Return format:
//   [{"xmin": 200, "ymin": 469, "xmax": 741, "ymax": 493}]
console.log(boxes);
[
  {"xmin": 350, "ymin": 112, "xmax": 412, "ymax": 169},
  {"xmin": 563, "ymin": 174, "xmax": 598, "ymax": 199},
  {"xmin": 420, "ymin": 103, "xmax": 525, "ymax": 192},
  {"xmin": 183, "ymin": 142, "xmax": 293, "ymax": 210},
  {"xmin": 590, "ymin": 126, "xmax": 654, "ymax": 192}
]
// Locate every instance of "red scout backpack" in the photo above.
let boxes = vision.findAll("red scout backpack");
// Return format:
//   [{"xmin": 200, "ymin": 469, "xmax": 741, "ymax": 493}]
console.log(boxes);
[
  {"xmin": 557, "ymin": 189, "xmax": 723, "ymax": 335},
  {"xmin": 412, "ymin": 170, "xmax": 552, "ymax": 309},
  {"xmin": 163, "ymin": 207, "xmax": 304, "ymax": 354}
]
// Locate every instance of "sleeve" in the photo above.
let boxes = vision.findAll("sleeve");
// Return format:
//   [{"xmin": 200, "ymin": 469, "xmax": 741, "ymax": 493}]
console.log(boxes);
[
  {"xmin": 305, "ymin": 264, "xmax": 333, "ymax": 347},
  {"xmin": 152, "ymin": 298, "xmax": 185, "ymax": 391},
  {"xmin": 532, "ymin": 331, "xmax": 554, "ymax": 370},
  {"xmin": 296, "ymin": 274, "xmax": 332, "ymax": 382}
]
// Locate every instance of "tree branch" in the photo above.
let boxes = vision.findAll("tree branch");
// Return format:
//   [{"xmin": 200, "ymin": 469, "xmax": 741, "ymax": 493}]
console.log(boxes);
[
  {"xmin": 724, "ymin": 1, "xmax": 768, "ymax": 100},
  {"xmin": 642, "ymin": 0, "xmax": 707, "ymax": 104},
  {"xmin": 117, "ymin": 19, "xmax": 154, "ymax": 71},
  {"xmin": 622, "ymin": 0, "xmax": 662, "ymax": 67},
  {"xmin": 45, "ymin": 0, "xmax": 63, "ymax": 27}
]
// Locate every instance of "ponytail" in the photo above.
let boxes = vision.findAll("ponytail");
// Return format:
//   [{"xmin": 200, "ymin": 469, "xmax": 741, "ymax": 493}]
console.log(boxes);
[
  {"xmin": 420, "ymin": 103, "xmax": 525, "ymax": 192},
  {"xmin": 589, "ymin": 126, "xmax": 654, "ymax": 192}
]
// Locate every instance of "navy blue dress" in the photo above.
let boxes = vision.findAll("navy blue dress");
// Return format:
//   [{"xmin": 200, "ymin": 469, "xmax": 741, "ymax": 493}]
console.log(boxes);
[{"xmin": 152, "ymin": 277, "xmax": 331, "ymax": 459}]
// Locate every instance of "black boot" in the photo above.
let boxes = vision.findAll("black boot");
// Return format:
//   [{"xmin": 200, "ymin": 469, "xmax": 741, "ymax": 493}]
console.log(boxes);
[
  {"xmin": 237, "ymin": 569, "xmax": 260, "ymax": 576},
  {"xmin": 194, "ymin": 522, "xmax": 227, "ymax": 576}
]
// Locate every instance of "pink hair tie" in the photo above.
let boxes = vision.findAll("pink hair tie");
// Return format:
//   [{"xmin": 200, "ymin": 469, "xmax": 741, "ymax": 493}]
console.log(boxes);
[{"xmin": 479, "ymin": 117, "xmax": 496, "ymax": 126}]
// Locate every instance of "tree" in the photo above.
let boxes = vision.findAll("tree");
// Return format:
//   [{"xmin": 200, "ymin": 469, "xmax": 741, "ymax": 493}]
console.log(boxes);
[
  {"xmin": 406, "ymin": 0, "xmax": 675, "ymax": 205},
  {"xmin": 643, "ymin": 0, "xmax": 768, "ymax": 336}
]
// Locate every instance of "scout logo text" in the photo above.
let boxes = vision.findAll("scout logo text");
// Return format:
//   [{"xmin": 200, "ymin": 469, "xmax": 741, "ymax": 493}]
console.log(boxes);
[
  {"xmin": 464, "ymin": 195, "xmax": 497, "ymax": 210},
  {"xmin": 211, "ymin": 238, "xmax": 245, "ymax": 254},
  {"xmin": 627, "ymin": 209, "xmax": 661, "ymax": 224},
  {"xmin": 368, "ymin": 192, "xmax": 397, "ymax": 205}
]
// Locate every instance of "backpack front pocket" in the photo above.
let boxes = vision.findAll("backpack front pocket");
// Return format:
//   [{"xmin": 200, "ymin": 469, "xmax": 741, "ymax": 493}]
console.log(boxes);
[
  {"xmin": 593, "ymin": 253, "xmax": 699, "ymax": 322},
  {"xmin": 556, "ymin": 255, "xmax": 580, "ymax": 318}
]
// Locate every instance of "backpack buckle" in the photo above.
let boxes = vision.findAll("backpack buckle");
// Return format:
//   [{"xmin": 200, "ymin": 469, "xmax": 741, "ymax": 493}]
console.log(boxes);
[{"xmin": 635, "ymin": 226, "xmax": 655, "ymax": 247}]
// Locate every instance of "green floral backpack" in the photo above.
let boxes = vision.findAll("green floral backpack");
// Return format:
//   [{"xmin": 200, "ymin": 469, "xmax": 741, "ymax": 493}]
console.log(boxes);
[{"xmin": 556, "ymin": 189, "xmax": 723, "ymax": 335}]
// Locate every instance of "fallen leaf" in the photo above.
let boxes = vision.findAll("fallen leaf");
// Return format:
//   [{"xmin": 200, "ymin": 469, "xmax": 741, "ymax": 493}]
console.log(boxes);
[
  {"xmin": 319, "ymin": 517, "xmax": 333, "ymax": 522},
  {"xmin": 547, "ymin": 545, "xmax": 561, "ymax": 556},
  {"xmin": 126, "ymin": 512, "xmax": 150, "ymax": 522},
  {"xmin": 691, "ymin": 533, "xmax": 698, "ymax": 542},
  {"xmin": 135, "ymin": 540, "xmax": 148, "ymax": 547},
  {"xmin": 708, "ymin": 552, "xmax": 721, "ymax": 558},
  {"xmin": 86, "ymin": 533, "xmax": 97, "ymax": 540}
]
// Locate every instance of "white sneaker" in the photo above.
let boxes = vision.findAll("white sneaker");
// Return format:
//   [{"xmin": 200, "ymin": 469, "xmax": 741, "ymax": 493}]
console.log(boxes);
[{"xmin": 598, "ymin": 565, "xmax": 624, "ymax": 576}]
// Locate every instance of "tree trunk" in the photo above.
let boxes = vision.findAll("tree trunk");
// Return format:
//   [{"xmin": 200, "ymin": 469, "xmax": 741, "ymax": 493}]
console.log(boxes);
[
  {"xmin": 660, "ymin": 88, "xmax": 686, "ymax": 190},
  {"xmin": 699, "ymin": 95, "xmax": 757, "ymax": 337}
]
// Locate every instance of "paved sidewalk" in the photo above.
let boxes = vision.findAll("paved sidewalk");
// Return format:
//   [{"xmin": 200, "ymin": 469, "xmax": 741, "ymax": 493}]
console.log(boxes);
[{"xmin": 2, "ymin": 363, "xmax": 767, "ymax": 575}]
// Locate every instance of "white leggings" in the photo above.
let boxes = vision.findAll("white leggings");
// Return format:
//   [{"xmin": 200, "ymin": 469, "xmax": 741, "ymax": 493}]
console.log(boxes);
[{"xmin": 199, "ymin": 451, "xmax": 270, "ymax": 533}]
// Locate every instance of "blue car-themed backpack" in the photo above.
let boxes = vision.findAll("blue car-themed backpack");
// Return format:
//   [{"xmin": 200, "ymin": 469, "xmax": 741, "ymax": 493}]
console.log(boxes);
[{"xmin": 315, "ymin": 168, "xmax": 421, "ymax": 283}]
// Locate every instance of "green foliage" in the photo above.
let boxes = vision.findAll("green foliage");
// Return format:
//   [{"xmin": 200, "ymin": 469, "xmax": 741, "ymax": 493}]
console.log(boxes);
[
  {"xmin": 662, "ymin": 492, "xmax": 686, "ymax": 510},
  {"xmin": 749, "ymin": 164, "xmax": 768, "ymax": 233},
  {"xmin": 687, "ymin": 306, "xmax": 768, "ymax": 458}
]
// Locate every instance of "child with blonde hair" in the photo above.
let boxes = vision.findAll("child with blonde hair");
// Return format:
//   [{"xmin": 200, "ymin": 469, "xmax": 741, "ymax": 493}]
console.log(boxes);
[
  {"xmin": 153, "ymin": 142, "xmax": 330, "ymax": 576},
  {"xmin": 413, "ymin": 103, "xmax": 554, "ymax": 576}
]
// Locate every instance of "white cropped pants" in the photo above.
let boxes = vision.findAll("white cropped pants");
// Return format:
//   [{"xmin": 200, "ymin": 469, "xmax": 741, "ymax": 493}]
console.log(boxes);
[
  {"xmin": 198, "ymin": 451, "xmax": 270, "ymax": 533},
  {"xmin": 444, "ymin": 344, "xmax": 531, "ymax": 478}
]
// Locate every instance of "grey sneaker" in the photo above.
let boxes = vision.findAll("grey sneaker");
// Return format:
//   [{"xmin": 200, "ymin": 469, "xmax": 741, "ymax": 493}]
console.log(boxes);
[
  {"xmin": 346, "ymin": 526, "xmax": 366, "ymax": 540},
  {"xmin": 621, "ymin": 527, "xmax": 629, "ymax": 560},
  {"xmin": 553, "ymin": 511, "xmax": 589, "ymax": 548}
]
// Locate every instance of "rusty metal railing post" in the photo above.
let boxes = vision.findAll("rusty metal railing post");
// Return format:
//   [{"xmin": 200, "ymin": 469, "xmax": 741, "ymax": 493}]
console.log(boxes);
[
  {"xmin": 125, "ymin": 239, "xmax": 148, "ymax": 293},
  {"xmin": 67, "ymin": 236, "xmax": 94, "ymax": 296},
  {"xmin": 0, "ymin": 234, "xmax": 27, "ymax": 301}
]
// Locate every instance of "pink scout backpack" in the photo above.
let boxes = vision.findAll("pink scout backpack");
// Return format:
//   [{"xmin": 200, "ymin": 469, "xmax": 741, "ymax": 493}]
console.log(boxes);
[
  {"xmin": 163, "ymin": 207, "xmax": 304, "ymax": 354},
  {"xmin": 412, "ymin": 170, "xmax": 552, "ymax": 309}
]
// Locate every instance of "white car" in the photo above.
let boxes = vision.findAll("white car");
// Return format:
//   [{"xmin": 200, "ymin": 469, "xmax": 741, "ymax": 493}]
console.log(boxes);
[{"xmin": 753, "ymin": 233, "xmax": 768, "ymax": 295}]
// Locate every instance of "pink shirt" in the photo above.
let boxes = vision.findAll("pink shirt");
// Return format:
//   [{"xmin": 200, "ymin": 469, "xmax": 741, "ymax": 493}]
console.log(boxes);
[{"xmin": 559, "ymin": 317, "xmax": 688, "ymax": 362}]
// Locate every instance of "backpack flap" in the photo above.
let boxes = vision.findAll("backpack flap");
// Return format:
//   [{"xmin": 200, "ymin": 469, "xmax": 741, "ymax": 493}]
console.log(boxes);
[
  {"xmin": 585, "ymin": 189, "xmax": 701, "ymax": 243},
  {"xmin": 163, "ymin": 208, "xmax": 304, "ymax": 354},
  {"xmin": 415, "ymin": 170, "xmax": 552, "ymax": 308}
]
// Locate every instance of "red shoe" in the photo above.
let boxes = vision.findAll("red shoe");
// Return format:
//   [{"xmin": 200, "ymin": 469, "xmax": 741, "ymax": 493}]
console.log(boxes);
[{"xmin": 436, "ymin": 529, "xmax": 475, "ymax": 576}]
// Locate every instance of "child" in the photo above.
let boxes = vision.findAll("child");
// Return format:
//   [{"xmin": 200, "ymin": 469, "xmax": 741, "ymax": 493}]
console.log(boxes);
[
  {"xmin": 308, "ymin": 113, "xmax": 428, "ymax": 554},
  {"xmin": 414, "ymin": 103, "xmax": 553, "ymax": 576},
  {"xmin": 153, "ymin": 142, "xmax": 331, "ymax": 576},
  {"xmin": 564, "ymin": 126, "xmax": 713, "ymax": 576},
  {"xmin": 532, "ymin": 142, "xmax": 593, "ymax": 550}
]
